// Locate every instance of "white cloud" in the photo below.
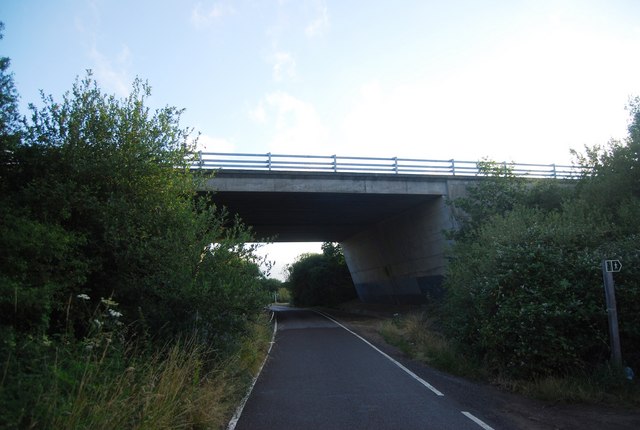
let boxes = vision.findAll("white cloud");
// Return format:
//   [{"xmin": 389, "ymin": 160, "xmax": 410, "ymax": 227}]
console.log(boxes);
[
  {"xmin": 270, "ymin": 51, "xmax": 297, "ymax": 82},
  {"xmin": 335, "ymin": 14, "xmax": 640, "ymax": 166},
  {"xmin": 253, "ymin": 92, "xmax": 329, "ymax": 154},
  {"xmin": 191, "ymin": 1, "xmax": 235, "ymax": 28},
  {"xmin": 195, "ymin": 134, "xmax": 236, "ymax": 153},
  {"xmin": 305, "ymin": 0, "xmax": 329, "ymax": 38},
  {"xmin": 249, "ymin": 102, "xmax": 268, "ymax": 124},
  {"xmin": 88, "ymin": 44, "xmax": 131, "ymax": 97},
  {"xmin": 339, "ymin": 79, "xmax": 457, "ymax": 159}
]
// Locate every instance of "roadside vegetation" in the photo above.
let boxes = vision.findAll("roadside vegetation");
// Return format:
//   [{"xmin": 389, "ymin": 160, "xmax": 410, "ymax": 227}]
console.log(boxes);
[
  {"xmin": 381, "ymin": 98, "xmax": 640, "ymax": 405},
  {"xmin": 0, "ymin": 26, "xmax": 273, "ymax": 428},
  {"xmin": 276, "ymin": 286, "xmax": 291, "ymax": 304},
  {"xmin": 286, "ymin": 242, "xmax": 357, "ymax": 307}
]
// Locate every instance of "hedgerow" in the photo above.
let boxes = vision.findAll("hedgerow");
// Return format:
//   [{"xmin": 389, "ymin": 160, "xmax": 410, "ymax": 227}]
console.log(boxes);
[{"xmin": 444, "ymin": 99, "xmax": 640, "ymax": 379}]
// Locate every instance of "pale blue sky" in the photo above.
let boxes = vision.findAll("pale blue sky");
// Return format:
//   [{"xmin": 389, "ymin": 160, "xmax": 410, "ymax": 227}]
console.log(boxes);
[{"xmin": 4, "ymin": 0, "xmax": 640, "ymax": 278}]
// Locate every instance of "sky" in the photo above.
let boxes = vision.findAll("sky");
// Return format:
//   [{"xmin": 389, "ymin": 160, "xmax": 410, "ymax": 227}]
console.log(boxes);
[{"xmin": 4, "ymin": 0, "xmax": 640, "ymax": 279}]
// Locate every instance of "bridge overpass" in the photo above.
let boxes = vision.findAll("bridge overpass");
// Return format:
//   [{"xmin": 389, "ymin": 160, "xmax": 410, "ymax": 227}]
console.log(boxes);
[{"xmin": 197, "ymin": 153, "xmax": 580, "ymax": 303}]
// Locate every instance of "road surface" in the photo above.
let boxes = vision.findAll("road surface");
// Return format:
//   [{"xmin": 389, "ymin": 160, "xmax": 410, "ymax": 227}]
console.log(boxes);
[{"xmin": 232, "ymin": 307, "xmax": 496, "ymax": 430}]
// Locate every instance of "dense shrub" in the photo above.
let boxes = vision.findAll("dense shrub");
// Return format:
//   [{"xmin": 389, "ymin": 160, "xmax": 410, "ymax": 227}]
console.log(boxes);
[
  {"xmin": 444, "ymin": 99, "xmax": 640, "ymax": 379},
  {"xmin": 0, "ymin": 33, "xmax": 270, "ymax": 427},
  {"xmin": 445, "ymin": 205, "xmax": 611, "ymax": 378},
  {"xmin": 2, "ymin": 72, "xmax": 270, "ymax": 343},
  {"xmin": 287, "ymin": 242, "xmax": 357, "ymax": 306}
]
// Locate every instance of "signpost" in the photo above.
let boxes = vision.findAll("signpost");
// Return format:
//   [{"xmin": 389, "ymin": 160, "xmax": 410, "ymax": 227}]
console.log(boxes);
[
  {"xmin": 602, "ymin": 259, "xmax": 622, "ymax": 367},
  {"xmin": 605, "ymin": 259, "xmax": 622, "ymax": 273}
]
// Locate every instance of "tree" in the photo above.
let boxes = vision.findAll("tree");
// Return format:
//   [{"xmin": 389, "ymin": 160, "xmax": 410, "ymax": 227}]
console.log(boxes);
[
  {"xmin": 444, "ymin": 205, "xmax": 610, "ymax": 378},
  {"xmin": 287, "ymin": 243, "xmax": 356, "ymax": 306},
  {"xmin": 0, "ymin": 22, "xmax": 20, "ymax": 136},
  {"xmin": 0, "ymin": 41, "xmax": 270, "ymax": 426},
  {"xmin": 447, "ymin": 160, "xmax": 527, "ymax": 240},
  {"xmin": 572, "ymin": 97, "xmax": 640, "ymax": 235},
  {"xmin": 443, "ymin": 99, "xmax": 640, "ymax": 378},
  {"xmin": 2, "ymin": 71, "xmax": 269, "ymax": 344}
]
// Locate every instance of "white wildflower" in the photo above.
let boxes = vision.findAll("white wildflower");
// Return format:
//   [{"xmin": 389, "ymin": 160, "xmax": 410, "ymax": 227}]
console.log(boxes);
[
  {"xmin": 108, "ymin": 309, "xmax": 123, "ymax": 318},
  {"xmin": 77, "ymin": 293, "xmax": 90, "ymax": 300}
]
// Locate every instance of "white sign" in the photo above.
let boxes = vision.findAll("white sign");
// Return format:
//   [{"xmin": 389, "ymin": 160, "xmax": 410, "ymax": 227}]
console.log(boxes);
[{"xmin": 605, "ymin": 260, "xmax": 622, "ymax": 273}]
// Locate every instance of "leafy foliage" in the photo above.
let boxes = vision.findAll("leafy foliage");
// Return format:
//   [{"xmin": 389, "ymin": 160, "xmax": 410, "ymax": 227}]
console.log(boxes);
[
  {"xmin": 448, "ymin": 160, "xmax": 526, "ymax": 240},
  {"xmin": 448, "ymin": 160, "xmax": 571, "ymax": 241},
  {"xmin": 445, "ymin": 100, "xmax": 640, "ymax": 379},
  {"xmin": 2, "ymin": 72, "xmax": 271, "ymax": 344},
  {"xmin": 0, "ymin": 32, "xmax": 270, "ymax": 427},
  {"xmin": 287, "ymin": 242, "xmax": 357, "ymax": 306},
  {"xmin": 445, "ymin": 206, "xmax": 611, "ymax": 378}
]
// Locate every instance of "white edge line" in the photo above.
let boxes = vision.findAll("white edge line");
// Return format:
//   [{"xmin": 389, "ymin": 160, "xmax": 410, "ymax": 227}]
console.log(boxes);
[
  {"xmin": 227, "ymin": 311, "xmax": 278, "ymax": 430},
  {"xmin": 314, "ymin": 310, "xmax": 444, "ymax": 397},
  {"xmin": 461, "ymin": 411, "xmax": 495, "ymax": 430}
]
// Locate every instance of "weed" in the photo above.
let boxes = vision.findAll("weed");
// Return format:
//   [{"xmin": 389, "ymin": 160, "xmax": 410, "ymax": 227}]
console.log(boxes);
[
  {"xmin": 0, "ymin": 313, "xmax": 273, "ymax": 429},
  {"xmin": 379, "ymin": 312, "xmax": 483, "ymax": 380},
  {"xmin": 378, "ymin": 311, "xmax": 640, "ymax": 406}
]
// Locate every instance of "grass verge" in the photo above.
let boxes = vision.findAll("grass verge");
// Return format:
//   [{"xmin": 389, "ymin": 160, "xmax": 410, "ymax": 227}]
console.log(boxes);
[
  {"xmin": 379, "ymin": 312, "xmax": 484, "ymax": 381},
  {"xmin": 1, "ymin": 313, "xmax": 273, "ymax": 429},
  {"xmin": 378, "ymin": 311, "xmax": 640, "ymax": 407}
]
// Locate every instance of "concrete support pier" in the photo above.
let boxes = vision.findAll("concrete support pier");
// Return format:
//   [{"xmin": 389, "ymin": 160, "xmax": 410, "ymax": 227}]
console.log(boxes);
[{"xmin": 342, "ymin": 196, "xmax": 453, "ymax": 303}]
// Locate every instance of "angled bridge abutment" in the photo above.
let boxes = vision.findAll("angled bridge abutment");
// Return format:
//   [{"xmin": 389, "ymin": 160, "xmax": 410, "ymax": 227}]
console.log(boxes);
[{"xmin": 342, "ymin": 196, "xmax": 449, "ymax": 303}]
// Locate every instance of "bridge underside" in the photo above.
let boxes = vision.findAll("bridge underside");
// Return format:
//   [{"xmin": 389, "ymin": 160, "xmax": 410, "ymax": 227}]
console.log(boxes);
[
  {"xmin": 208, "ymin": 191, "xmax": 438, "ymax": 242},
  {"xmin": 201, "ymin": 171, "xmax": 470, "ymax": 304}
]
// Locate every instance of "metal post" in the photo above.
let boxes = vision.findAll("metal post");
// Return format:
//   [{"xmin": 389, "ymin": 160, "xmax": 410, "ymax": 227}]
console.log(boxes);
[
  {"xmin": 393, "ymin": 157, "xmax": 398, "ymax": 174},
  {"xmin": 267, "ymin": 152, "xmax": 272, "ymax": 171},
  {"xmin": 450, "ymin": 159, "xmax": 455, "ymax": 176},
  {"xmin": 552, "ymin": 163, "xmax": 557, "ymax": 179},
  {"xmin": 332, "ymin": 154, "xmax": 337, "ymax": 173},
  {"xmin": 602, "ymin": 260, "xmax": 623, "ymax": 367},
  {"xmin": 198, "ymin": 151, "xmax": 203, "ymax": 168}
]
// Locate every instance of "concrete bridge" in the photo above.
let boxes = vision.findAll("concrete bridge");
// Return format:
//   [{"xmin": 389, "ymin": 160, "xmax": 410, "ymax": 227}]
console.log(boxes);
[{"xmin": 197, "ymin": 153, "xmax": 581, "ymax": 303}]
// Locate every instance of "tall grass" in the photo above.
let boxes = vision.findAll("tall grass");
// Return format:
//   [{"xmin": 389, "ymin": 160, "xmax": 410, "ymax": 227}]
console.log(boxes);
[
  {"xmin": 379, "ymin": 312, "xmax": 482, "ymax": 380},
  {"xmin": 378, "ymin": 311, "xmax": 640, "ymax": 406},
  {"xmin": 46, "ymin": 342, "xmax": 219, "ymax": 429},
  {"xmin": 6, "ymin": 314, "xmax": 274, "ymax": 429}
]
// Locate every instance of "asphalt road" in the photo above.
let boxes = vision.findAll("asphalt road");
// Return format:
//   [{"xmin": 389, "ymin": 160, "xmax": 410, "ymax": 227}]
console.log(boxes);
[{"xmin": 233, "ymin": 307, "xmax": 496, "ymax": 430}]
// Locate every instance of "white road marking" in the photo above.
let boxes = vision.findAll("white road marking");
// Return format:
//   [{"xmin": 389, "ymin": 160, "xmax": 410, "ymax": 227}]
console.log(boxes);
[
  {"xmin": 315, "ymin": 310, "xmax": 445, "ymax": 397},
  {"xmin": 227, "ymin": 313, "xmax": 278, "ymax": 430},
  {"xmin": 462, "ymin": 411, "xmax": 495, "ymax": 430}
]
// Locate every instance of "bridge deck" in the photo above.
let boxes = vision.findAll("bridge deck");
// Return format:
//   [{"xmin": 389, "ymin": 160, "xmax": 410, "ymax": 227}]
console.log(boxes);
[{"xmin": 199, "ymin": 170, "xmax": 463, "ymax": 241}]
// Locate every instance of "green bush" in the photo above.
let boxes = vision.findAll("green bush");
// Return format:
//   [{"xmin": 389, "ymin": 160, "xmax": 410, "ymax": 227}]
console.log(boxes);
[
  {"xmin": 446, "ymin": 202, "xmax": 640, "ymax": 378},
  {"xmin": 287, "ymin": 243, "xmax": 357, "ymax": 306},
  {"xmin": 1, "ymin": 72, "xmax": 270, "ymax": 345},
  {"xmin": 444, "ymin": 99, "xmax": 640, "ymax": 379},
  {"xmin": 445, "ymin": 205, "xmax": 612, "ymax": 378},
  {"xmin": 0, "ymin": 32, "xmax": 270, "ymax": 427}
]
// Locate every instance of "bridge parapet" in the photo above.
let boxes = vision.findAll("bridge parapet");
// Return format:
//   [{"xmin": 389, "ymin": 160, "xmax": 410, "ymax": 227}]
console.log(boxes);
[{"xmin": 194, "ymin": 152, "xmax": 587, "ymax": 179}]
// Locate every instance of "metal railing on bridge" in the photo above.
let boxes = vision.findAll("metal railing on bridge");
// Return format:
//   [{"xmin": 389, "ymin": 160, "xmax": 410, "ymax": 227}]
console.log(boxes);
[{"xmin": 194, "ymin": 152, "xmax": 587, "ymax": 179}]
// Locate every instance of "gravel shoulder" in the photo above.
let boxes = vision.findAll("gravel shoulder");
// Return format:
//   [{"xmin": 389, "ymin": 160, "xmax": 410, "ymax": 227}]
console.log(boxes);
[{"xmin": 319, "ymin": 304, "xmax": 640, "ymax": 430}]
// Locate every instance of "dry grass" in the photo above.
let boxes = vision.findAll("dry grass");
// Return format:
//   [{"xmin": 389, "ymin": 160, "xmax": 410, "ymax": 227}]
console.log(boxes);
[
  {"xmin": 46, "ymin": 315, "xmax": 273, "ymax": 429},
  {"xmin": 378, "ymin": 311, "xmax": 640, "ymax": 406},
  {"xmin": 379, "ymin": 312, "xmax": 481, "ymax": 380},
  {"xmin": 496, "ymin": 369, "xmax": 640, "ymax": 407}
]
